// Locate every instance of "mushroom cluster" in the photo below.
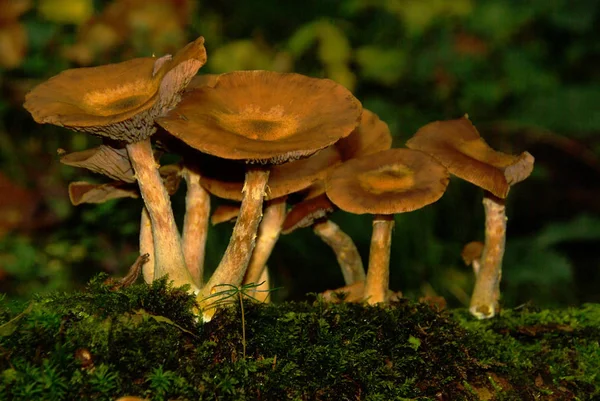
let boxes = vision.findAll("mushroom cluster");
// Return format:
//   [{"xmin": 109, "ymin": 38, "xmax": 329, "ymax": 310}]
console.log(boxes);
[{"xmin": 24, "ymin": 37, "xmax": 534, "ymax": 321}]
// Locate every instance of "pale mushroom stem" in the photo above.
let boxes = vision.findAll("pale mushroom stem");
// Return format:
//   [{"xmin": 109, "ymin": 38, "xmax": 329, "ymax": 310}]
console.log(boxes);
[
  {"xmin": 254, "ymin": 266, "xmax": 271, "ymax": 303},
  {"xmin": 199, "ymin": 167, "xmax": 270, "ymax": 321},
  {"xmin": 182, "ymin": 167, "xmax": 211, "ymax": 287},
  {"xmin": 243, "ymin": 197, "xmax": 286, "ymax": 288},
  {"xmin": 469, "ymin": 193, "xmax": 506, "ymax": 319},
  {"xmin": 140, "ymin": 207, "xmax": 154, "ymax": 283},
  {"xmin": 313, "ymin": 219, "xmax": 366, "ymax": 285},
  {"xmin": 364, "ymin": 214, "xmax": 394, "ymax": 304},
  {"xmin": 126, "ymin": 139, "xmax": 197, "ymax": 291}
]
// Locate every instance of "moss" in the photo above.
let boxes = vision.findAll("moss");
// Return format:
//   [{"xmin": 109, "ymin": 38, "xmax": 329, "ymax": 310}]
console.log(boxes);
[{"xmin": 0, "ymin": 277, "xmax": 598, "ymax": 400}]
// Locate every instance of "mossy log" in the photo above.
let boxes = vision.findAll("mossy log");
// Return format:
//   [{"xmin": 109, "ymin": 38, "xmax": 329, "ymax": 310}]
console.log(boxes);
[{"xmin": 0, "ymin": 276, "xmax": 598, "ymax": 400}]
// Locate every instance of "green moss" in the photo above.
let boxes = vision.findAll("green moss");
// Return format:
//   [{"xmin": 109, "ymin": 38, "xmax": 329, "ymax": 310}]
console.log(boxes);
[{"xmin": 0, "ymin": 277, "xmax": 598, "ymax": 400}]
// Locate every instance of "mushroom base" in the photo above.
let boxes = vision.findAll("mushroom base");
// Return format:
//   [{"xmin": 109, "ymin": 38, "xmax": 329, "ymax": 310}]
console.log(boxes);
[{"xmin": 364, "ymin": 214, "xmax": 394, "ymax": 304}]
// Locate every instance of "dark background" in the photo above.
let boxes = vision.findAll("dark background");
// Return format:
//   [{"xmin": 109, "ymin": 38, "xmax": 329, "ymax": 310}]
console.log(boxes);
[{"xmin": 1, "ymin": 0, "xmax": 599, "ymax": 309}]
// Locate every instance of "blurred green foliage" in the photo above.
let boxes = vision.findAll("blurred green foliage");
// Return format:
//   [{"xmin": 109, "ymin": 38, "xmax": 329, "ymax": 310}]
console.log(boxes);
[{"xmin": 0, "ymin": 0, "xmax": 599, "ymax": 309}]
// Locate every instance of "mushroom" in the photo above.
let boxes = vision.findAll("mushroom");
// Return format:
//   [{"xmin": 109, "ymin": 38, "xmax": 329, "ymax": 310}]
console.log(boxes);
[
  {"xmin": 61, "ymin": 145, "xmax": 183, "ymax": 284},
  {"xmin": 283, "ymin": 192, "xmax": 365, "ymax": 285},
  {"xmin": 24, "ymin": 37, "xmax": 207, "ymax": 291},
  {"xmin": 59, "ymin": 144, "xmax": 135, "ymax": 183},
  {"xmin": 197, "ymin": 146, "xmax": 342, "ymax": 291},
  {"xmin": 210, "ymin": 203, "xmax": 241, "ymax": 225},
  {"xmin": 461, "ymin": 240, "xmax": 484, "ymax": 276},
  {"xmin": 283, "ymin": 109, "xmax": 393, "ymax": 288},
  {"xmin": 157, "ymin": 70, "xmax": 361, "ymax": 320},
  {"xmin": 67, "ymin": 181, "xmax": 139, "ymax": 205},
  {"xmin": 325, "ymin": 148, "xmax": 450, "ymax": 304},
  {"xmin": 406, "ymin": 116, "xmax": 534, "ymax": 318}
]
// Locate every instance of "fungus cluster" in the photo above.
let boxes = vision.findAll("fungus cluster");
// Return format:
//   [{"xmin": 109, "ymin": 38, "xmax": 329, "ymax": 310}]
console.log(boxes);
[{"xmin": 24, "ymin": 37, "xmax": 533, "ymax": 321}]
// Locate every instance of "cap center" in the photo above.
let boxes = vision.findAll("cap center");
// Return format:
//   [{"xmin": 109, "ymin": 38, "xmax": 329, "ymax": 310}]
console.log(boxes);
[
  {"xmin": 82, "ymin": 80, "xmax": 156, "ymax": 116},
  {"xmin": 357, "ymin": 164, "xmax": 415, "ymax": 194},
  {"xmin": 218, "ymin": 104, "xmax": 300, "ymax": 141}
]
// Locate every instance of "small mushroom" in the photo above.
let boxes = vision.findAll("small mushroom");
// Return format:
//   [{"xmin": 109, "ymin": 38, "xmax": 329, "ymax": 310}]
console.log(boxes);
[
  {"xmin": 283, "ymin": 193, "xmax": 365, "ymax": 285},
  {"xmin": 210, "ymin": 204, "xmax": 241, "ymax": 225},
  {"xmin": 157, "ymin": 70, "xmax": 361, "ymax": 320},
  {"xmin": 326, "ymin": 148, "xmax": 449, "ymax": 304},
  {"xmin": 334, "ymin": 109, "xmax": 393, "ymax": 161},
  {"xmin": 406, "ymin": 116, "xmax": 534, "ymax": 319},
  {"xmin": 60, "ymin": 144, "xmax": 135, "ymax": 183},
  {"xmin": 60, "ymin": 144, "xmax": 184, "ymax": 284},
  {"xmin": 67, "ymin": 181, "xmax": 138, "ymax": 205},
  {"xmin": 24, "ymin": 37, "xmax": 207, "ymax": 291},
  {"xmin": 461, "ymin": 241, "xmax": 484, "ymax": 276},
  {"xmin": 282, "ymin": 109, "xmax": 393, "ymax": 288}
]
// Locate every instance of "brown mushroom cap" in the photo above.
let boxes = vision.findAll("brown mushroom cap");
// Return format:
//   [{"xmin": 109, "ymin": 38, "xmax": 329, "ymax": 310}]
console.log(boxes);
[
  {"xmin": 199, "ymin": 145, "xmax": 342, "ymax": 201},
  {"xmin": 461, "ymin": 240, "xmax": 484, "ymax": 266},
  {"xmin": 406, "ymin": 116, "xmax": 534, "ymax": 198},
  {"xmin": 60, "ymin": 145, "xmax": 135, "ymax": 183},
  {"xmin": 185, "ymin": 73, "xmax": 219, "ymax": 91},
  {"xmin": 335, "ymin": 109, "xmax": 393, "ymax": 161},
  {"xmin": 210, "ymin": 204, "xmax": 241, "ymax": 225},
  {"xmin": 282, "ymin": 193, "xmax": 335, "ymax": 234},
  {"xmin": 24, "ymin": 37, "xmax": 207, "ymax": 142},
  {"xmin": 68, "ymin": 181, "xmax": 138, "ymax": 205},
  {"xmin": 326, "ymin": 148, "xmax": 449, "ymax": 215},
  {"xmin": 67, "ymin": 163, "xmax": 181, "ymax": 206},
  {"xmin": 156, "ymin": 70, "xmax": 362, "ymax": 164}
]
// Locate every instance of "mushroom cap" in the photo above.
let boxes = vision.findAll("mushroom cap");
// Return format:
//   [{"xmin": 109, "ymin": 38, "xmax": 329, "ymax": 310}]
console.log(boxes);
[
  {"xmin": 210, "ymin": 204, "xmax": 241, "ymax": 225},
  {"xmin": 24, "ymin": 36, "xmax": 207, "ymax": 143},
  {"xmin": 406, "ymin": 116, "xmax": 534, "ymax": 198},
  {"xmin": 461, "ymin": 241, "xmax": 484, "ymax": 266},
  {"xmin": 200, "ymin": 145, "xmax": 342, "ymax": 201},
  {"xmin": 68, "ymin": 181, "xmax": 138, "ymax": 205},
  {"xmin": 282, "ymin": 193, "xmax": 335, "ymax": 234},
  {"xmin": 185, "ymin": 73, "xmax": 219, "ymax": 91},
  {"xmin": 60, "ymin": 145, "xmax": 135, "ymax": 183},
  {"xmin": 67, "ymin": 163, "xmax": 181, "ymax": 205},
  {"xmin": 335, "ymin": 109, "xmax": 393, "ymax": 161},
  {"xmin": 326, "ymin": 148, "xmax": 449, "ymax": 215},
  {"xmin": 156, "ymin": 70, "xmax": 362, "ymax": 164}
]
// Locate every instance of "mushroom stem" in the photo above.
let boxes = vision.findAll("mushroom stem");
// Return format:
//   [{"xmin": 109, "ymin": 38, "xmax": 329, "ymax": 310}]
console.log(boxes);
[
  {"xmin": 243, "ymin": 197, "xmax": 286, "ymax": 288},
  {"xmin": 126, "ymin": 139, "xmax": 197, "ymax": 291},
  {"xmin": 469, "ymin": 193, "xmax": 506, "ymax": 319},
  {"xmin": 199, "ymin": 167, "xmax": 270, "ymax": 321},
  {"xmin": 140, "ymin": 207, "xmax": 154, "ymax": 283},
  {"xmin": 313, "ymin": 219, "xmax": 366, "ymax": 285},
  {"xmin": 182, "ymin": 167, "xmax": 210, "ymax": 287},
  {"xmin": 364, "ymin": 214, "xmax": 394, "ymax": 304}
]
